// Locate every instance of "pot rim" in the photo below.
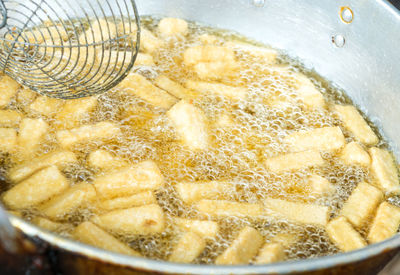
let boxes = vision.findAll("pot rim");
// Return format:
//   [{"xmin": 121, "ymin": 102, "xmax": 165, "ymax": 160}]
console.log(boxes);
[{"xmin": 10, "ymin": 215, "xmax": 400, "ymax": 274}]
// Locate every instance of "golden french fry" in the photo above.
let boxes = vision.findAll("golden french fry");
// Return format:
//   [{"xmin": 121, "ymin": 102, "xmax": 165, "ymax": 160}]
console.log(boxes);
[
  {"xmin": 215, "ymin": 226, "xmax": 263, "ymax": 265},
  {"xmin": 79, "ymin": 19, "xmax": 117, "ymax": 44},
  {"xmin": 0, "ymin": 110, "xmax": 23, "ymax": 127},
  {"xmin": 264, "ymin": 150, "xmax": 325, "ymax": 173},
  {"xmin": 87, "ymin": 149, "xmax": 128, "ymax": 171},
  {"xmin": 368, "ymin": 202, "xmax": 400, "ymax": 243},
  {"xmin": 8, "ymin": 150, "xmax": 77, "ymax": 183},
  {"xmin": 141, "ymin": 28, "xmax": 163, "ymax": 53},
  {"xmin": 135, "ymin": 53, "xmax": 155, "ymax": 66},
  {"xmin": 183, "ymin": 45, "xmax": 235, "ymax": 66},
  {"xmin": 55, "ymin": 96, "xmax": 98, "ymax": 129},
  {"xmin": 0, "ymin": 75, "xmax": 20, "ymax": 108},
  {"xmin": 40, "ymin": 183, "xmax": 96, "ymax": 220},
  {"xmin": 158, "ymin": 18, "xmax": 188, "ymax": 37},
  {"xmin": 169, "ymin": 231, "xmax": 205, "ymax": 263},
  {"xmin": 225, "ymin": 41, "xmax": 277, "ymax": 63},
  {"xmin": 95, "ymin": 191, "xmax": 156, "ymax": 212},
  {"xmin": 339, "ymin": 142, "xmax": 371, "ymax": 166},
  {"xmin": 118, "ymin": 73, "xmax": 178, "ymax": 109},
  {"xmin": 154, "ymin": 75, "xmax": 198, "ymax": 100},
  {"xmin": 167, "ymin": 100, "xmax": 210, "ymax": 150},
  {"xmin": 340, "ymin": 181, "xmax": 383, "ymax": 228},
  {"xmin": 308, "ymin": 174, "xmax": 335, "ymax": 196},
  {"xmin": 93, "ymin": 160, "xmax": 164, "ymax": 199},
  {"xmin": 91, "ymin": 204, "xmax": 165, "ymax": 235},
  {"xmin": 369, "ymin": 147, "xmax": 400, "ymax": 194},
  {"xmin": 326, "ymin": 217, "xmax": 367, "ymax": 252},
  {"xmin": 73, "ymin": 221, "xmax": 140, "ymax": 256},
  {"xmin": 0, "ymin": 128, "xmax": 17, "ymax": 153},
  {"xmin": 185, "ymin": 80, "xmax": 247, "ymax": 101},
  {"xmin": 17, "ymin": 118, "xmax": 49, "ymax": 158},
  {"xmin": 284, "ymin": 127, "xmax": 345, "ymax": 152},
  {"xmin": 194, "ymin": 61, "xmax": 238, "ymax": 80},
  {"xmin": 32, "ymin": 217, "xmax": 64, "ymax": 232},
  {"xmin": 29, "ymin": 96, "xmax": 64, "ymax": 117},
  {"xmin": 255, "ymin": 243, "xmax": 285, "ymax": 264},
  {"xmin": 173, "ymin": 217, "xmax": 219, "ymax": 238},
  {"xmin": 195, "ymin": 200, "xmax": 263, "ymax": 218},
  {"xmin": 175, "ymin": 181, "xmax": 235, "ymax": 204},
  {"xmin": 334, "ymin": 105, "xmax": 378, "ymax": 146},
  {"xmin": 16, "ymin": 87, "xmax": 37, "ymax": 107},
  {"xmin": 199, "ymin": 34, "xmax": 219, "ymax": 45},
  {"xmin": 293, "ymin": 73, "xmax": 326, "ymax": 110},
  {"xmin": 56, "ymin": 121, "xmax": 121, "ymax": 149},
  {"xmin": 264, "ymin": 198, "xmax": 329, "ymax": 227},
  {"xmin": 3, "ymin": 166, "xmax": 69, "ymax": 209}
]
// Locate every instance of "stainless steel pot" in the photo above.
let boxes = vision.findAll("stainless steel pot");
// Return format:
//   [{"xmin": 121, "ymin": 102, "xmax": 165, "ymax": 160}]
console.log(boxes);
[{"xmin": 1, "ymin": 0, "xmax": 400, "ymax": 274}]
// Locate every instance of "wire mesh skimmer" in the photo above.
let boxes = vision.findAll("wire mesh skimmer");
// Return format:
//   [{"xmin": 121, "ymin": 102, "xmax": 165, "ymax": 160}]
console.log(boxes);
[{"xmin": 0, "ymin": 0, "xmax": 140, "ymax": 99}]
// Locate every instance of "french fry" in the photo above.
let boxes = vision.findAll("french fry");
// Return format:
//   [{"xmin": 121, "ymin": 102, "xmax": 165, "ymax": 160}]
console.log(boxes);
[
  {"xmin": 339, "ymin": 142, "xmax": 371, "ymax": 167},
  {"xmin": 0, "ymin": 75, "xmax": 20, "ymax": 108},
  {"xmin": 135, "ymin": 53, "xmax": 155, "ymax": 66},
  {"xmin": 158, "ymin": 18, "xmax": 188, "ymax": 37},
  {"xmin": 55, "ymin": 96, "xmax": 98, "ymax": 129},
  {"xmin": 32, "ymin": 217, "xmax": 63, "ymax": 232},
  {"xmin": 185, "ymin": 80, "xmax": 247, "ymax": 101},
  {"xmin": 264, "ymin": 150, "xmax": 325, "ymax": 173},
  {"xmin": 175, "ymin": 181, "xmax": 235, "ymax": 204},
  {"xmin": 140, "ymin": 28, "xmax": 163, "ymax": 53},
  {"xmin": 79, "ymin": 19, "xmax": 117, "ymax": 44},
  {"xmin": 340, "ymin": 181, "xmax": 383, "ymax": 228},
  {"xmin": 255, "ymin": 243, "xmax": 285, "ymax": 264},
  {"xmin": 7, "ymin": 210, "xmax": 22, "ymax": 218},
  {"xmin": 326, "ymin": 217, "xmax": 367, "ymax": 252},
  {"xmin": 91, "ymin": 204, "xmax": 165, "ymax": 235},
  {"xmin": 96, "ymin": 50, "xmax": 133, "ymax": 69},
  {"xmin": 0, "ymin": 110, "xmax": 23, "ymax": 127},
  {"xmin": 199, "ymin": 34, "xmax": 219, "ymax": 45},
  {"xmin": 0, "ymin": 128, "xmax": 17, "ymax": 153},
  {"xmin": 29, "ymin": 96, "xmax": 64, "ymax": 117},
  {"xmin": 167, "ymin": 100, "xmax": 210, "ymax": 150},
  {"xmin": 215, "ymin": 226, "xmax": 263, "ymax": 265},
  {"xmin": 56, "ymin": 121, "xmax": 121, "ymax": 149},
  {"xmin": 264, "ymin": 198, "xmax": 329, "ymax": 227},
  {"xmin": 369, "ymin": 147, "xmax": 400, "ymax": 194},
  {"xmin": 194, "ymin": 61, "xmax": 238, "ymax": 80},
  {"xmin": 367, "ymin": 201, "xmax": 400, "ymax": 243},
  {"xmin": 225, "ymin": 41, "xmax": 277, "ymax": 63},
  {"xmin": 334, "ymin": 105, "xmax": 378, "ymax": 146},
  {"xmin": 21, "ymin": 25, "xmax": 69, "ymax": 45},
  {"xmin": 17, "ymin": 118, "xmax": 48, "ymax": 158},
  {"xmin": 183, "ymin": 45, "xmax": 235, "ymax": 66},
  {"xmin": 87, "ymin": 149, "xmax": 128, "ymax": 171},
  {"xmin": 195, "ymin": 200, "xmax": 263, "ymax": 218},
  {"xmin": 169, "ymin": 232, "xmax": 205, "ymax": 263},
  {"xmin": 284, "ymin": 127, "xmax": 345, "ymax": 152},
  {"xmin": 40, "ymin": 183, "xmax": 96, "ymax": 220},
  {"xmin": 3, "ymin": 166, "xmax": 69, "ymax": 209},
  {"xmin": 308, "ymin": 174, "xmax": 335, "ymax": 196},
  {"xmin": 8, "ymin": 150, "xmax": 77, "ymax": 183},
  {"xmin": 293, "ymin": 73, "xmax": 326, "ymax": 110},
  {"xmin": 154, "ymin": 75, "xmax": 198, "ymax": 99},
  {"xmin": 93, "ymin": 160, "xmax": 164, "ymax": 199},
  {"xmin": 173, "ymin": 217, "xmax": 219, "ymax": 238},
  {"xmin": 16, "ymin": 87, "xmax": 37, "ymax": 107},
  {"xmin": 73, "ymin": 221, "xmax": 140, "ymax": 256},
  {"xmin": 118, "ymin": 73, "xmax": 178, "ymax": 109},
  {"xmin": 95, "ymin": 191, "xmax": 156, "ymax": 212}
]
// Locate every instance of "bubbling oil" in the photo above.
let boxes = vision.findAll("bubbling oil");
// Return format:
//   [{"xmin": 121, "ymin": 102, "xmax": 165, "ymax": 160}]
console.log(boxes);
[{"xmin": 2, "ymin": 16, "xmax": 399, "ymax": 264}]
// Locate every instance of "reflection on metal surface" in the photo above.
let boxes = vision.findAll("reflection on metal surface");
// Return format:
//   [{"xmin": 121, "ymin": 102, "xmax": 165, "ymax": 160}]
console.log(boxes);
[
  {"xmin": 340, "ymin": 6, "xmax": 354, "ymax": 23},
  {"xmin": 332, "ymin": 34, "xmax": 346, "ymax": 47}
]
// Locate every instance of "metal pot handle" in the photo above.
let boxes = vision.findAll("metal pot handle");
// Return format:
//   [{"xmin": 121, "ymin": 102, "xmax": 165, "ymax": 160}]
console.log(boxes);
[{"xmin": 0, "ymin": 203, "xmax": 19, "ymax": 253}]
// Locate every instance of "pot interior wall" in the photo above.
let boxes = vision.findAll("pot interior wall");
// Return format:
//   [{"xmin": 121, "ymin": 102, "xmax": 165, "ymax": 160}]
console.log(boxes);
[{"xmin": 136, "ymin": 0, "xmax": 400, "ymax": 156}]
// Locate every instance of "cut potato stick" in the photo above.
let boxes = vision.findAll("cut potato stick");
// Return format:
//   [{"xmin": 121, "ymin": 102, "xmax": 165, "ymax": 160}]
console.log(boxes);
[
  {"xmin": 87, "ymin": 149, "xmax": 128, "ymax": 171},
  {"xmin": 0, "ymin": 110, "xmax": 23, "ymax": 127},
  {"xmin": 154, "ymin": 75, "xmax": 198, "ymax": 99},
  {"xmin": 326, "ymin": 217, "xmax": 367, "ymax": 252},
  {"xmin": 225, "ymin": 40, "xmax": 277, "ymax": 63},
  {"xmin": 284, "ymin": 127, "xmax": 345, "ymax": 152},
  {"xmin": 17, "ymin": 118, "xmax": 49, "ymax": 159},
  {"xmin": 32, "ymin": 217, "xmax": 64, "ymax": 232},
  {"xmin": 340, "ymin": 181, "xmax": 383, "ymax": 228},
  {"xmin": 158, "ymin": 18, "xmax": 188, "ymax": 37},
  {"xmin": 369, "ymin": 147, "xmax": 400, "ymax": 194},
  {"xmin": 140, "ymin": 28, "xmax": 163, "ymax": 53},
  {"xmin": 255, "ymin": 243, "xmax": 285, "ymax": 264},
  {"xmin": 368, "ymin": 202, "xmax": 400, "ymax": 243},
  {"xmin": 175, "ymin": 181, "xmax": 235, "ymax": 204},
  {"xmin": 195, "ymin": 200, "xmax": 263, "ymax": 218},
  {"xmin": 95, "ymin": 191, "xmax": 156, "ymax": 212},
  {"xmin": 3, "ymin": 166, "xmax": 69, "ymax": 209},
  {"xmin": 264, "ymin": 150, "xmax": 325, "ymax": 173},
  {"xmin": 73, "ymin": 221, "xmax": 140, "ymax": 256},
  {"xmin": 8, "ymin": 150, "xmax": 77, "ymax": 183},
  {"xmin": 167, "ymin": 100, "xmax": 210, "ymax": 150},
  {"xmin": 183, "ymin": 45, "xmax": 235, "ymax": 66},
  {"xmin": 0, "ymin": 75, "xmax": 20, "ymax": 108},
  {"xmin": 294, "ymin": 73, "xmax": 326, "ymax": 110},
  {"xmin": 334, "ymin": 105, "xmax": 378, "ymax": 146},
  {"xmin": 308, "ymin": 174, "xmax": 335, "ymax": 196},
  {"xmin": 0, "ymin": 128, "xmax": 17, "ymax": 153},
  {"xmin": 264, "ymin": 198, "xmax": 329, "ymax": 227},
  {"xmin": 339, "ymin": 142, "xmax": 371, "ymax": 167},
  {"xmin": 91, "ymin": 204, "xmax": 165, "ymax": 235},
  {"xmin": 173, "ymin": 217, "xmax": 219, "ymax": 238},
  {"xmin": 215, "ymin": 226, "xmax": 263, "ymax": 265},
  {"xmin": 169, "ymin": 232, "xmax": 205, "ymax": 263},
  {"xmin": 29, "ymin": 96, "xmax": 64, "ymax": 117},
  {"xmin": 55, "ymin": 97, "xmax": 98, "ymax": 129},
  {"xmin": 185, "ymin": 80, "xmax": 247, "ymax": 101},
  {"xmin": 93, "ymin": 160, "xmax": 164, "ymax": 199}
]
